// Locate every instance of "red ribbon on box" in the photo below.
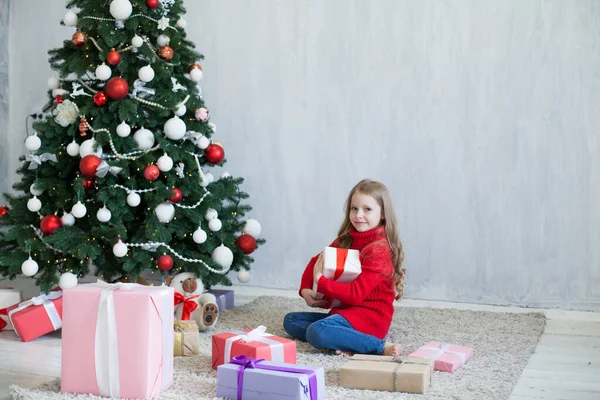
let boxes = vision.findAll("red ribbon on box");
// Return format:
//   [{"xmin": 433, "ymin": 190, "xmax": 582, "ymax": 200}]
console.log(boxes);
[
  {"xmin": 334, "ymin": 248, "xmax": 350, "ymax": 280},
  {"xmin": 0, "ymin": 308, "xmax": 8, "ymax": 330},
  {"xmin": 174, "ymin": 292, "xmax": 199, "ymax": 320}
]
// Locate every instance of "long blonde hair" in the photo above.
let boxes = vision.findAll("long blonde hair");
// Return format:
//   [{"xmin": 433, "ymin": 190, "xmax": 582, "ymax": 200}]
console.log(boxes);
[{"xmin": 336, "ymin": 179, "xmax": 406, "ymax": 300}]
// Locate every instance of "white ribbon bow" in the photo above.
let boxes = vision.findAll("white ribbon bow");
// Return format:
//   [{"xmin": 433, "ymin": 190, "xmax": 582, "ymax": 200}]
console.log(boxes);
[
  {"xmin": 223, "ymin": 325, "xmax": 284, "ymax": 364},
  {"xmin": 8, "ymin": 291, "xmax": 63, "ymax": 338},
  {"xmin": 421, "ymin": 343, "xmax": 467, "ymax": 365},
  {"xmin": 95, "ymin": 161, "xmax": 122, "ymax": 178},
  {"xmin": 132, "ymin": 79, "xmax": 156, "ymax": 98},
  {"xmin": 26, "ymin": 153, "xmax": 57, "ymax": 169}
]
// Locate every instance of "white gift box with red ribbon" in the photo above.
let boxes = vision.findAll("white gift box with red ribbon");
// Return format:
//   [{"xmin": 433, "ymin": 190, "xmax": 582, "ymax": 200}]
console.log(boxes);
[{"xmin": 313, "ymin": 247, "xmax": 362, "ymax": 308}]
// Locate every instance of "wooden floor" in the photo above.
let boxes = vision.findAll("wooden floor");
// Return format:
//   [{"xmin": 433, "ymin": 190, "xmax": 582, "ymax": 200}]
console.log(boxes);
[{"xmin": 0, "ymin": 286, "xmax": 599, "ymax": 400}]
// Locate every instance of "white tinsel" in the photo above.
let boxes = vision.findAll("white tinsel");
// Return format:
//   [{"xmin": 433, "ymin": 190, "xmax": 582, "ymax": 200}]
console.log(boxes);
[{"xmin": 53, "ymin": 100, "xmax": 79, "ymax": 127}]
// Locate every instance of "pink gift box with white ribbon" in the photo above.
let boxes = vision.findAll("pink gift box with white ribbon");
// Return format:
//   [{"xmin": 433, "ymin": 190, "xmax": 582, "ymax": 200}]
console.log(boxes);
[{"xmin": 408, "ymin": 341, "xmax": 473, "ymax": 373}]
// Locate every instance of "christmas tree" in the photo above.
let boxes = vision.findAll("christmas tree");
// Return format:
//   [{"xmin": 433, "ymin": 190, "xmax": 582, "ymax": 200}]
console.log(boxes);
[{"xmin": 0, "ymin": 0, "xmax": 263, "ymax": 294}]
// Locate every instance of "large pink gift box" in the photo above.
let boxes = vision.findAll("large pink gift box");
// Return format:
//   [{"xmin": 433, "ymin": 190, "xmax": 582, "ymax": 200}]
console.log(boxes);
[
  {"xmin": 61, "ymin": 281, "xmax": 174, "ymax": 398},
  {"xmin": 408, "ymin": 341, "xmax": 473, "ymax": 373}
]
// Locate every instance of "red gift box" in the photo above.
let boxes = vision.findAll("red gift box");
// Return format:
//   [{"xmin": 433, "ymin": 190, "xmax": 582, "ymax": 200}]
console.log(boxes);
[
  {"xmin": 6, "ymin": 292, "xmax": 63, "ymax": 342},
  {"xmin": 212, "ymin": 325, "xmax": 296, "ymax": 369}
]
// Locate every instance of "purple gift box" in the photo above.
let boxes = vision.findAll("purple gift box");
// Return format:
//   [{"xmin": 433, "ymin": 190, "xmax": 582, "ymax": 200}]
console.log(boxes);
[
  {"xmin": 209, "ymin": 289, "xmax": 234, "ymax": 310},
  {"xmin": 216, "ymin": 356, "xmax": 325, "ymax": 400}
]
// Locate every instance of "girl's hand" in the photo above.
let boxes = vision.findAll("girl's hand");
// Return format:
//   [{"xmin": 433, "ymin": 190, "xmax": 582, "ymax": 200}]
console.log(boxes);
[
  {"xmin": 301, "ymin": 288, "xmax": 328, "ymax": 308},
  {"xmin": 313, "ymin": 253, "xmax": 324, "ymax": 282}
]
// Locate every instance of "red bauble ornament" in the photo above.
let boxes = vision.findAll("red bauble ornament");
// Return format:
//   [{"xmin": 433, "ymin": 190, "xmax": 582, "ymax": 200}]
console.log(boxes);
[
  {"xmin": 0, "ymin": 205, "xmax": 8, "ymax": 218},
  {"xmin": 83, "ymin": 178, "xmax": 94, "ymax": 190},
  {"xmin": 158, "ymin": 46, "xmax": 174, "ymax": 60},
  {"xmin": 169, "ymin": 188, "xmax": 183, "ymax": 203},
  {"xmin": 55, "ymin": 94, "xmax": 63, "ymax": 104},
  {"xmin": 204, "ymin": 143, "xmax": 225, "ymax": 164},
  {"xmin": 236, "ymin": 234, "xmax": 257, "ymax": 254},
  {"xmin": 157, "ymin": 255, "xmax": 174, "ymax": 271},
  {"xmin": 147, "ymin": 0, "xmax": 159, "ymax": 9},
  {"xmin": 40, "ymin": 215, "xmax": 63, "ymax": 235},
  {"xmin": 72, "ymin": 31, "xmax": 87, "ymax": 46},
  {"xmin": 106, "ymin": 77, "xmax": 129, "ymax": 100},
  {"xmin": 107, "ymin": 48, "xmax": 121, "ymax": 65},
  {"xmin": 144, "ymin": 164, "xmax": 160, "ymax": 181},
  {"xmin": 93, "ymin": 91, "xmax": 108, "ymax": 106},
  {"xmin": 80, "ymin": 155, "xmax": 102, "ymax": 177}
]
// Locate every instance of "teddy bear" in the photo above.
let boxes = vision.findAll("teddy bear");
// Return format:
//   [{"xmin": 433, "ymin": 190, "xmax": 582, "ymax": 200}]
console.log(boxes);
[{"xmin": 166, "ymin": 272, "xmax": 219, "ymax": 331}]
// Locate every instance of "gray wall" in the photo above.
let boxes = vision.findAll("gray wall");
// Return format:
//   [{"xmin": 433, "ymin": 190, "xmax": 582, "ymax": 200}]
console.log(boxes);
[
  {"xmin": 0, "ymin": 0, "xmax": 9, "ymax": 201},
  {"xmin": 3, "ymin": 0, "xmax": 600, "ymax": 309}
]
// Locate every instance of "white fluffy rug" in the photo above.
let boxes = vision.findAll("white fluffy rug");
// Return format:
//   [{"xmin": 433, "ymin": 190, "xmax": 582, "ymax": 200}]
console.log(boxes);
[{"xmin": 10, "ymin": 296, "xmax": 546, "ymax": 400}]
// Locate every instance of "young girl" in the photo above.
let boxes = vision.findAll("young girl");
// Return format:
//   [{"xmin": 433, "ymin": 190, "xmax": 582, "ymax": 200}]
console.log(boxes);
[{"xmin": 283, "ymin": 179, "xmax": 406, "ymax": 356}]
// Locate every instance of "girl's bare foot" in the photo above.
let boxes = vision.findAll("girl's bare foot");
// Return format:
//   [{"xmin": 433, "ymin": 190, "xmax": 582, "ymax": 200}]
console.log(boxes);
[
  {"xmin": 383, "ymin": 342, "xmax": 402, "ymax": 357},
  {"xmin": 335, "ymin": 350, "xmax": 354, "ymax": 356}
]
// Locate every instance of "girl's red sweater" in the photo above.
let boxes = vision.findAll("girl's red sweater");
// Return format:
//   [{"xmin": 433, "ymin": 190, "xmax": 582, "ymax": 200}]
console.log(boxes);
[{"xmin": 299, "ymin": 226, "xmax": 395, "ymax": 339}]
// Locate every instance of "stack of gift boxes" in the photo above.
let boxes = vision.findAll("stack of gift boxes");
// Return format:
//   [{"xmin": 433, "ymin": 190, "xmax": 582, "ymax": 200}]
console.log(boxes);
[{"xmin": 0, "ymin": 246, "xmax": 474, "ymax": 399}]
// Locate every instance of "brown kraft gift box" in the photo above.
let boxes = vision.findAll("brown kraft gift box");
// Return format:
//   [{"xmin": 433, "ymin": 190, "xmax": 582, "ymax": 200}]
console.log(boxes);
[{"xmin": 339, "ymin": 354, "xmax": 434, "ymax": 394}]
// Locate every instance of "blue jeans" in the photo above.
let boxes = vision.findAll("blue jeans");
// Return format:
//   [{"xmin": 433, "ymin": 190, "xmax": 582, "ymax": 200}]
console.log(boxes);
[{"xmin": 283, "ymin": 312, "xmax": 385, "ymax": 355}]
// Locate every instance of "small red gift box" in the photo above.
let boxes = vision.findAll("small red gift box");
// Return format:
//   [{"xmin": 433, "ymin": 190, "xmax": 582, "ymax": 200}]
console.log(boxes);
[
  {"xmin": 5, "ymin": 291, "xmax": 63, "ymax": 342},
  {"xmin": 212, "ymin": 325, "xmax": 296, "ymax": 369}
]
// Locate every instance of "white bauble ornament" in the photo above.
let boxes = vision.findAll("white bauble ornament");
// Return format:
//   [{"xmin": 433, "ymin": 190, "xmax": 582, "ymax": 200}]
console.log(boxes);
[
  {"xmin": 175, "ymin": 105, "xmax": 186, "ymax": 116},
  {"xmin": 205, "ymin": 208, "xmax": 218, "ymax": 221},
  {"xmin": 157, "ymin": 34, "xmax": 170, "ymax": 47},
  {"xmin": 208, "ymin": 122, "xmax": 217, "ymax": 133},
  {"xmin": 190, "ymin": 68, "xmax": 203, "ymax": 81},
  {"xmin": 109, "ymin": 0, "xmax": 133, "ymax": 20},
  {"xmin": 127, "ymin": 192, "xmax": 141, "ymax": 207},
  {"xmin": 63, "ymin": 10, "xmax": 78, "ymax": 26},
  {"xmin": 192, "ymin": 228, "xmax": 207, "ymax": 244},
  {"xmin": 47, "ymin": 76, "xmax": 60, "ymax": 90},
  {"xmin": 30, "ymin": 183, "xmax": 43, "ymax": 196},
  {"xmin": 155, "ymin": 202, "xmax": 175, "ymax": 223},
  {"xmin": 208, "ymin": 218, "xmax": 222, "ymax": 232},
  {"xmin": 138, "ymin": 65, "xmax": 155, "ymax": 82},
  {"xmin": 242, "ymin": 219, "xmax": 262, "ymax": 238},
  {"xmin": 21, "ymin": 257, "xmax": 39, "ymax": 277},
  {"xmin": 61, "ymin": 212, "xmax": 75, "ymax": 226},
  {"xmin": 131, "ymin": 35, "xmax": 144, "ymax": 48},
  {"xmin": 221, "ymin": 171, "xmax": 231, "ymax": 179},
  {"xmin": 59, "ymin": 272, "xmax": 78, "ymax": 289},
  {"xmin": 200, "ymin": 179, "xmax": 209, "ymax": 188},
  {"xmin": 27, "ymin": 196, "xmax": 42, "ymax": 212},
  {"xmin": 157, "ymin": 153, "xmax": 173, "ymax": 172},
  {"xmin": 25, "ymin": 134, "xmax": 41, "ymax": 151},
  {"xmin": 133, "ymin": 128, "xmax": 155, "ymax": 150},
  {"xmin": 66, "ymin": 140, "xmax": 80, "ymax": 157},
  {"xmin": 163, "ymin": 116, "xmax": 186, "ymax": 140},
  {"xmin": 113, "ymin": 240, "xmax": 128, "ymax": 257},
  {"xmin": 205, "ymin": 172, "xmax": 214, "ymax": 184},
  {"xmin": 176, "ymin": 18, "xmax": 187, "ymax": 28},
  {"xmin": 196, "ymin": 136, "xmax": 210, "ymax": 150},
  {"xmin": 71, "ymin": 201, "xmax": 87, "ymax": 218},
  {"xmin": 95, "ymin": 63, "xmax": 112, "ymax": 81},
  {"xmin": 237, "ymin": 269, "xmax": 251, "ymax": 283},
  {"xmin": 97, "ymin": 207, "xmax": 112, "ymax": 222},
  {"xmin": 79, "ymin": 138, "xmax": 102, "ymax": 157},
  {"xmin": 211, "ymin": 245, "xmax": 234, "ymax": 268},
  {"xmin": 116, "ymin": 121, "xmax": 131, "ymax": 137}
]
